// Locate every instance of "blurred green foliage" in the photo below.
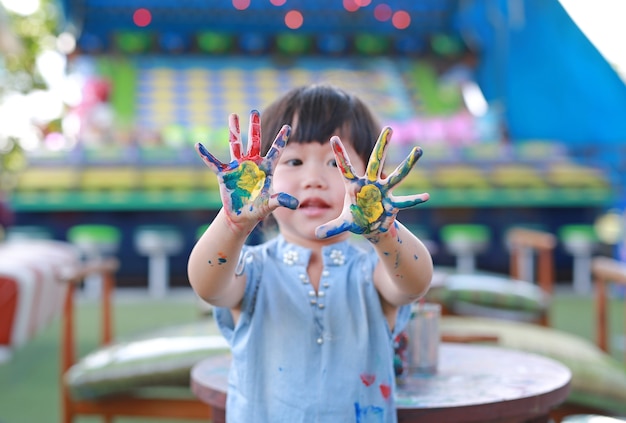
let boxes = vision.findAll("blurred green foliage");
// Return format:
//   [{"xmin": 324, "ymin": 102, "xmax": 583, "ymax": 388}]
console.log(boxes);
[
  {"xmin": 1, "ymin": 0, "xmax": 59, "ymax": 94},
  {"xmin": 0, "ymin": 0, "xmax": 60, "ymax": 192}
]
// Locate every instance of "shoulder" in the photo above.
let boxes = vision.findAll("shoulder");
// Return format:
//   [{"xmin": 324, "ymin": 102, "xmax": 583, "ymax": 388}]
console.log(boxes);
[
  {"xmin": 243, "ymin": 237, "xmax": 280, "ymax": 258},
  {"xmin": 238, "ymin": 237, "xmax": 281, "ymax": 273}
]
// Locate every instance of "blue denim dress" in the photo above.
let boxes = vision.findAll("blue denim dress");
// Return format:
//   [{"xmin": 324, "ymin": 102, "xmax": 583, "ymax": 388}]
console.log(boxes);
[{"xmin": 215, "ymin": 235, "xmax": 411, "ymax": 423}]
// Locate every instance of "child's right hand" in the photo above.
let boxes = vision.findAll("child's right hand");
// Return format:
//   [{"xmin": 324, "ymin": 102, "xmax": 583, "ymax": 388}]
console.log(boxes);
[{"xmin": 195, "ymin": 110, "xmax": 299, "ymax": 233}]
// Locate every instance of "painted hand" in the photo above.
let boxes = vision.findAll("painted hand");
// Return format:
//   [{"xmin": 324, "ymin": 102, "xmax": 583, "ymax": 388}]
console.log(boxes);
[
  {"xmin": 195, "ymin": 110, "xmax": 299, "ymax": 230},
  {"xmin": 316, "ymin": 127, "xmax": 429, "ymax": 239}
]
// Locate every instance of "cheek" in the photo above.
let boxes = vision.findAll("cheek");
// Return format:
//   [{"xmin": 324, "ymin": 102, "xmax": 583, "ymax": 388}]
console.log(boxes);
[
  {"xmin": 329, "ymin": 169, "xmax": 348, "ymax": 199},
  {"xmin": 271, "ymin": 167, "xmax": 290, "ymax": 192},
  {"xmin": 271, "ymin": 204, "xmax": 294, "ymax": 228}
]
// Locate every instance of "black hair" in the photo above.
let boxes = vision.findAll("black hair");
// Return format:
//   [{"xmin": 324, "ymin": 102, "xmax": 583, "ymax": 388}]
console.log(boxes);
[{"xmin": 260, "ymin": 84, "xmax": 381, "ymax": 164}]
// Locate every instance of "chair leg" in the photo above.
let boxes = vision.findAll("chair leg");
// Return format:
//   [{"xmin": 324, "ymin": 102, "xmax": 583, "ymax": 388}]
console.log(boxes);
[{"xmin": 61, "ymin": 407, "xmax": 71, "ymax": 423}]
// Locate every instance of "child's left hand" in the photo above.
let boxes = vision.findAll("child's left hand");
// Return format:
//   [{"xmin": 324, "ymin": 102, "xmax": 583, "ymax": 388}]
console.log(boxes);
[{"xmin": 316, "ymin": 127, "xmax": 429, "ymax": 240}]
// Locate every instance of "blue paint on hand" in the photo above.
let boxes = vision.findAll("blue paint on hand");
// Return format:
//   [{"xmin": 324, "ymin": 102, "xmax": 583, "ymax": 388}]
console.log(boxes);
[{"xmin": 277, "ymin": 192, "xmax": 299, "ymax": 210}]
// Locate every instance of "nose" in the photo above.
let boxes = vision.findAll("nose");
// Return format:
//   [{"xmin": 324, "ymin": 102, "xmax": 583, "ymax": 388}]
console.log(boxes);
[{"xmin": 301, "ymin": 164, "xmax": 328, "ymax": 189}]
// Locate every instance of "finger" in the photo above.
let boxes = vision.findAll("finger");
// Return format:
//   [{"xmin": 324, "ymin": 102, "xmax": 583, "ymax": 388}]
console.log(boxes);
[
  {"xmin": 366, "ymin": 127, "xmax": 392, "ymax": 182},
  {"xmin": 389, "ymin": 192, "xmax": 430, "ymax": 209},
  {"xmin": 268, "ymin": 192, "xmax": 299, "ymax": 211},
  {"xmin": 195, "ymin": 142, "xmax": 226, "ymax": 173},
  {"xmin": 315, "ymin": 214, "xmax": 355, "ymax": 239},
  {"xmin": 330, "ymin": 136, "xmax": 358, "ymax": 181},
  {"xmin": 247, "ymin": 110, "xmax": 261, "ymax": 159},
  {"xmin": 264, "ymin": 125, "xmax": 291, "ymax": 168},
  {"xmin": 386, "ymin": 146, "xmax": 423, "ymax": 188},
  {"xmin": 229, "ymin": 113, "xmax": 243, "ymax": 160}
]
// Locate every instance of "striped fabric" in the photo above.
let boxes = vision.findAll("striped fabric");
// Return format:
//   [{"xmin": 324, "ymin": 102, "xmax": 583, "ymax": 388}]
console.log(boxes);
[{"xmin": 0, "ymin": 240, "xmax": 80, "ymax": 362}]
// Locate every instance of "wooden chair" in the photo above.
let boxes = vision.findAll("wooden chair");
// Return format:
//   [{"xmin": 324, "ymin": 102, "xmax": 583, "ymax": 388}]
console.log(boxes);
[
  {"xmin": 593, "ymin": 256, "xmax": 626, "ymax": 360},
  {"xmin": 507, "ymin": 227, "xmax": 557, "ymax": 326},
  {"xmin": 547, "ymin": 257, "xmax": 626, "ymax": 423},
  {"xmin": 507, "ymin": 227, "xmax": 556, "ymax": 295},
  {"xmin": 427, "ymin": 227, "xmax": 556, "ymax": 327},
  {"xmin": 60, "ymin": 258, "xmax": 212, "ymax": 423}
]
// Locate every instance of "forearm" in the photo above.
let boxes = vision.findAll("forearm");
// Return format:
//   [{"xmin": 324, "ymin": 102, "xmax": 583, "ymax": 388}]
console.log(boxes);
[
  {"xmin": 369, "ymin": 221, "xmax": 433, "ymax": 306},
  {"xmin": 187, "ymin": 208, "xmax": 253, "ymax": 306}
]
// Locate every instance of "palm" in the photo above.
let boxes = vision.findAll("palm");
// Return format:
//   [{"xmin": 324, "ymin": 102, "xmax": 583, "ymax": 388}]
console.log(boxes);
[
  {"xmin": 195, "ymin": 111, "xmax": 298, "ymax": 226},
  {"xmin": 316, "ymin": 127, "xmax": 429, "ymax": 239}
]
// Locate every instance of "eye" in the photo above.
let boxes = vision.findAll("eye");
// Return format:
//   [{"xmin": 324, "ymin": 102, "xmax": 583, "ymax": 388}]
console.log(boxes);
[
  {"xmin": 284, "ymin": 158, "xmax": 302, "ymax": 166},
  {"xmin": 328, "ymin": 159, "xmax": 338, "ymax": 168}
]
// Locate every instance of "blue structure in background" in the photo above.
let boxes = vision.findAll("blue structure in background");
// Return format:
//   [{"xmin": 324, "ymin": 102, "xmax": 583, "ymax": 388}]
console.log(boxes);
[
  {"xmin": 455, "ymin": 0, "xmax": 626, "ymax": 149},
  {"xmin": 58, "ymin": 0, "xmax": 626, "ymax": 152}
]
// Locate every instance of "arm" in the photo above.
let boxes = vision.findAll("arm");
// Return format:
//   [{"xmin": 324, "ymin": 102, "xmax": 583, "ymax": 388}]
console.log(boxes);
[
  {"xmin": 369, "ymin": 221, "xmax": 433, "ymax": 307},
  {"xmin": 188, "ymin": 111, "xmax": 298, "ymax": 308},
  {"xmin": 316, "ymin": 127, "xmax": 432, "ymax": 307}
]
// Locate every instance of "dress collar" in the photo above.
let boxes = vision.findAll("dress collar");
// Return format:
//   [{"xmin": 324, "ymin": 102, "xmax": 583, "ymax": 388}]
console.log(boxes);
[{"xmin": 276, "ymin": 235, "xmax": 351, "ymax": 267}]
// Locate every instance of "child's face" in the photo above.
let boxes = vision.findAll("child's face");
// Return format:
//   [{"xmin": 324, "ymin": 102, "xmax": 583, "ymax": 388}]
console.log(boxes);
[{"xmin": 272, "ymin": 138, "xmax": 366, "ymax": 246}]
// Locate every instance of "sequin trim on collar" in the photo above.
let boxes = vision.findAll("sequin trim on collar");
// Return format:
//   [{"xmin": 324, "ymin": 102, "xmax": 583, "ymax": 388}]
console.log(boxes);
[
  {"xmin": 282, "ymin": 250, "xmax": 299, "ymax": 266},
  {"xmin": 329, "ymin": 249, "xmax": 345, "ymax": 266}
]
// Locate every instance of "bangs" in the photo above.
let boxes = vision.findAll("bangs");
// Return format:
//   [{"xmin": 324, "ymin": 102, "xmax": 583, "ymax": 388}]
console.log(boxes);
[{"xmin": 261, "ymin": 85, "xmax": 381, "ymax": 163}]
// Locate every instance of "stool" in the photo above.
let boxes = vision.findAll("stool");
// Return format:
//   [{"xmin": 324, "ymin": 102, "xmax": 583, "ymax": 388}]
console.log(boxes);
[
  {"xmin": 558, "ymin": 224, "xmax": 598, "ymax": 295},
  {"xmin": 5, "ymin": 225, "xmax": 53, "ymax": 241},
  {"xmin": 440, "ymin": 224, "xmax": 490, "ymax": 274},
  {"xmin": 67, "ymin": 224, "xmax": 121, "ymax": 298},
  {"xmin": 134, "ymin": 225, "xmax": 183, "ymax": 298}
]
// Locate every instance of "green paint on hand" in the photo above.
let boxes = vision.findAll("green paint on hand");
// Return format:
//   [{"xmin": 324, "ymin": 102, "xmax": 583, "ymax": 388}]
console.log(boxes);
[{"xmin": 223, "ymin": 161, "xmax": 266, "ymax": 210}]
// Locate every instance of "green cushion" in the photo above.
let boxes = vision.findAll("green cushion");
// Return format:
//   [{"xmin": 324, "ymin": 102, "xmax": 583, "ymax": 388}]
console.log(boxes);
[
  {"xmin": 558, "ymin": 224, "xmax": 598, "ymax": 243},
  {"xmin": 68, "ymin": 225, "xmax": 121, "ymax": 245},
  {"xmin": 441, "ymin": 316, "xmax": 626, "ymax": 415},
  {"xmin": 440, "ymin": 224, "xmax": 490, "ymax": 243},
  {"xmin": 66, "ymin": 326, "xmax": 229, "ymax": 400},
  {"xmin": 427, "ymin": 273, "xmax": 549, "ymax": 321}
]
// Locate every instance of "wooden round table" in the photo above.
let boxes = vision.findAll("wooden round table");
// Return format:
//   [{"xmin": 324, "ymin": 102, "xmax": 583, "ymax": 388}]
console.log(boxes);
[{"xmin": 191, "ymin": 343, "xmax": 571, "ymax": 423}]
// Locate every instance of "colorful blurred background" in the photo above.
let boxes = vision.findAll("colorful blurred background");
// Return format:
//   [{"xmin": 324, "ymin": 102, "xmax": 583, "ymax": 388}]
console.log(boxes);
[{"xmin": 2, "ymin": 0, "xmax": 625, "ymax": 289}]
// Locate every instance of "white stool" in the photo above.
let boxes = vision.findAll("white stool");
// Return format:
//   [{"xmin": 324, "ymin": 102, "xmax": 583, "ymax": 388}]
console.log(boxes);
[
  {"xmin": 67, "ymin": 224, "xmax": 121, "ymax": 298},
  {"xmin": 558, "ymin": 224, "xmax": 598, "ymax": 295},
  {"xmin": 134, "ymin": 225, "xmax": 183, "ymax": 298},
  {"xmin": 440, "ymin": 224, "xmax": 490, "ymax": 274}
]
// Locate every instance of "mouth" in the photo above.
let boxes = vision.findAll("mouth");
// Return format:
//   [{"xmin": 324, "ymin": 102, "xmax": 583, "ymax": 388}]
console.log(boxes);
[{"xmin": 299, "ymin": 197, "xmax": 331, "ymax": 215}]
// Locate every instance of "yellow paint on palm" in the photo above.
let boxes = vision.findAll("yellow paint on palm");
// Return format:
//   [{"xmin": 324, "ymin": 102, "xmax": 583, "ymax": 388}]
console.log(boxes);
[
  {"xmin": 366, "ymin": 128, "xmax": 390, "ymax": 181},
  {"xmin": 237, "ymin": 161, "xmax": 265, "ymax": 200},
  {"xmin": 356, "ymin": 185, "xmax": 384, "ymax": 223}
]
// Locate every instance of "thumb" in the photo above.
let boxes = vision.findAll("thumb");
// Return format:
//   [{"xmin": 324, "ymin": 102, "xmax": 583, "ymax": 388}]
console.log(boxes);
[
  {"xmin": 316, "ymin": 217, "xmax": 354, "ymax": 239},
  {"xmin": 267, "ymin": 192, "xmax": 299, "ymax": 211}
]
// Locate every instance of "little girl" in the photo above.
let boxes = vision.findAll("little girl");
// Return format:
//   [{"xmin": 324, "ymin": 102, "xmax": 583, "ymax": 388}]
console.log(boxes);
[{"xmin": 188, "ymin": 84, "xmax": 432, "ymax": 423}]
